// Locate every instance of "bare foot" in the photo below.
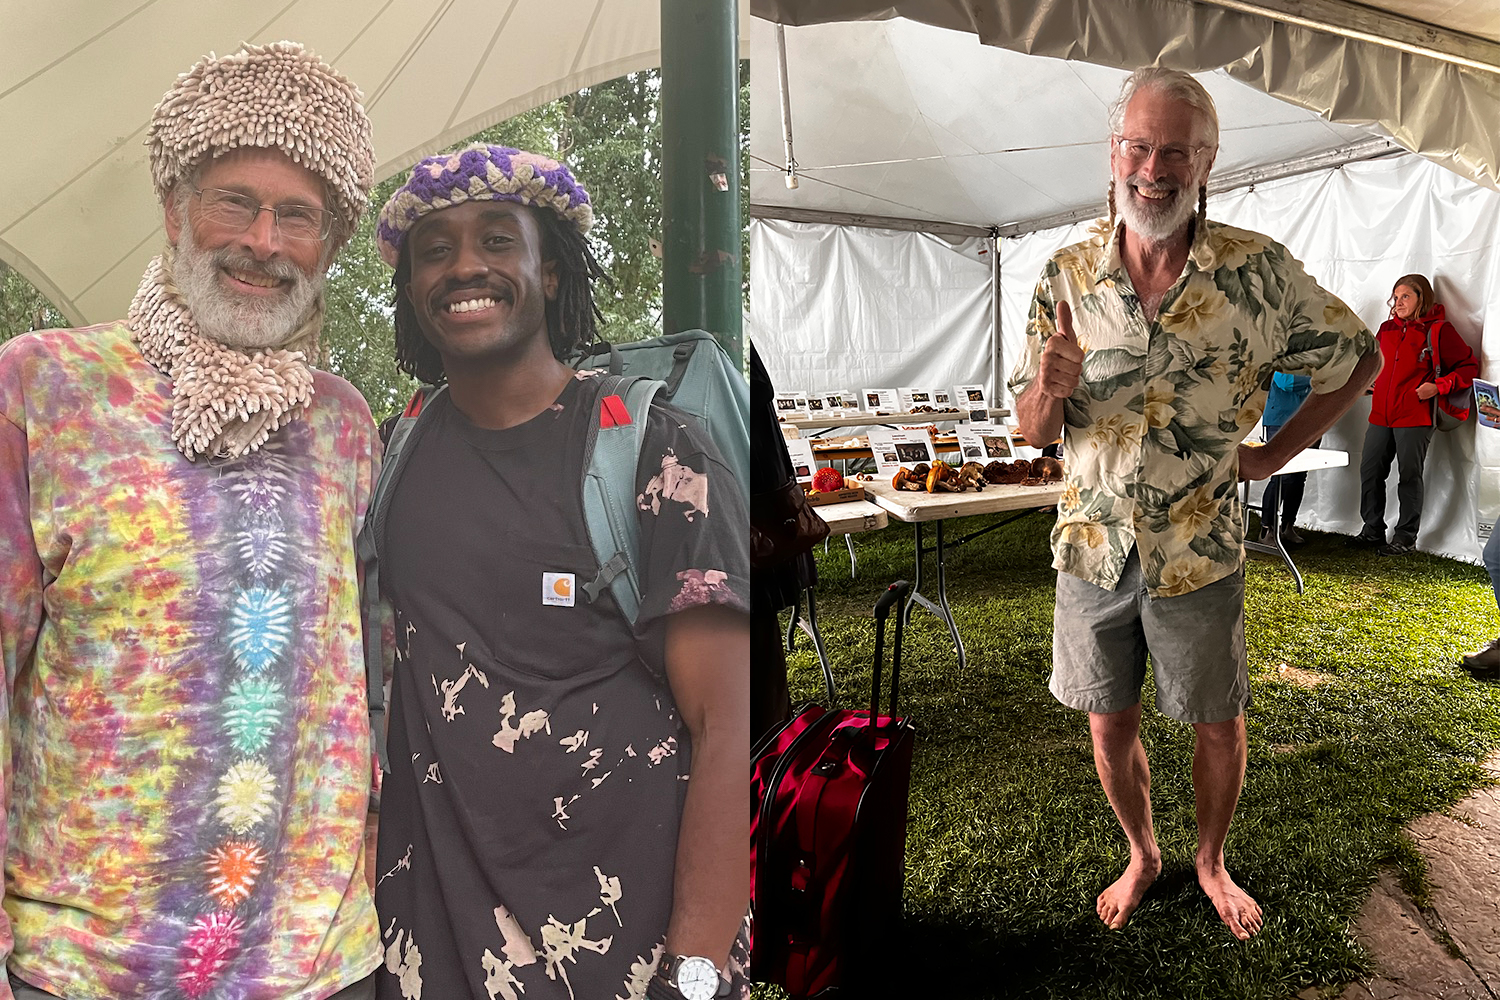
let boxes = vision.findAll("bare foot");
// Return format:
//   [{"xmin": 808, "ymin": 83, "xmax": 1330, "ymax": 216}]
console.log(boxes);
[
  {"xmin": 1096, "ymin": 852, "xmax": 1161, "ymax": 929},
  {"xmin": 1196, "ymin": 857, "xmax": 1262, "ymax": 940}
]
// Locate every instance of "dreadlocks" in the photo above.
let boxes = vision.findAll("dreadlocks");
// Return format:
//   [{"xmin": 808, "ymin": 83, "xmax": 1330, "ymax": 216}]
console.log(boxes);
[{"xmin": 391, "ymin": 207, "xmax": 609, "ymax": 385}]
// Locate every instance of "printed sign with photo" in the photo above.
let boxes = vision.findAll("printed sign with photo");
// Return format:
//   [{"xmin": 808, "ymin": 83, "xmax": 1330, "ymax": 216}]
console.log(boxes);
[
  {"xmin": 898, "ymin": 387, "xmax": 935, "ymax": 413},
  {"xmin": 868, "ymin": 427, "xmax": 935, "ymax": 476},
  {"xmin": 933, "ymin": 388, "xmax": 953, "ymax": 409},
  {"xmin": 821, "ymin": 389, "xmax": 859, "ymax": 415},
  {"xmin": 785, "ymin": 438, "xmax": 817, "ymax": 483},
  {"xmin": 956, "ymin": 425, "xmax": 1012, "ymax": 460},
  {"xmin": 1474, "ymin": 378, "xmax": 1500, "ymax": 429},
  {"xmin": 955, "ymin": 384, "xmax": 988, "ymax": 408},
  {"xmin": 863, "ymin": 388, "xmax": 900, "ymax": 414},
  {"xmin": 773, "ymin": 391, "xmax": 810, "ymax": 422}
]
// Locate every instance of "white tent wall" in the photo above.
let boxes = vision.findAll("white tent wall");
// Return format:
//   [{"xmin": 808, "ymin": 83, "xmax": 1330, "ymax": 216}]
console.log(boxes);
[
  {"xmin": 999, "ymin": 152, "xmax": 1500, "ymax": 565},
  {"xmin": 749, "ymin": 218, "xmax": 993, "ymax": 402}
]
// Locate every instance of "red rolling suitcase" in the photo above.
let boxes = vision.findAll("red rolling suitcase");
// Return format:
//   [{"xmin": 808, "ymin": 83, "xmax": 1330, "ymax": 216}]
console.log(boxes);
[{"xmin": 750, "ymin": 580, "xmax": 917, "ymax": 997}]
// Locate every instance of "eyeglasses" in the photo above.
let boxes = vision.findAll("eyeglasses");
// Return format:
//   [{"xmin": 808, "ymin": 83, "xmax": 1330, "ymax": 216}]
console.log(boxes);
[
  {"xmin": 193, "ymin": 187, "xmax": 334, "ymax": 242},
  {"xmin": 1113, "ymin": 136, "xmax": 1210, "ymax": 167}
]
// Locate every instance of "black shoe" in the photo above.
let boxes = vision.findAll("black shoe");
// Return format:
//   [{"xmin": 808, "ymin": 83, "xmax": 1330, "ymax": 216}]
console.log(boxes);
[
  {"xmin": 1280, "ymin": 526, "xmax": 1306, "ymax": 547},
  {"xmin": 1350, "ymin": 529, "xmax": 1384, "ymax": 548},
  {"xmin": 1377, "ymin": 540, "xmax": 1415, "ymax": 557}
]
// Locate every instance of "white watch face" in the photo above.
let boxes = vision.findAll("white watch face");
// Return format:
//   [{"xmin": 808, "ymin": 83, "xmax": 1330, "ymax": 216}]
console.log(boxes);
[{"xmin": 674, "ymin": 956, "xmax": 720, "ymax": 1000}]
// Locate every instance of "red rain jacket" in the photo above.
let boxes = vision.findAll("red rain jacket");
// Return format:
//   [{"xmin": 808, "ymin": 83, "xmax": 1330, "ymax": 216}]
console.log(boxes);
[{"xmin": 1368, "ymin": 304, "xmax": 1478, "ymax": 427}]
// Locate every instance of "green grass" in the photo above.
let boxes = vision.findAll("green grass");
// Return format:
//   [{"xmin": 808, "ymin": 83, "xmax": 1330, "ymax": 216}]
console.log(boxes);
[{"xmin": 757, "ymin": 515, "xmax": 1500, "ymax": 999}]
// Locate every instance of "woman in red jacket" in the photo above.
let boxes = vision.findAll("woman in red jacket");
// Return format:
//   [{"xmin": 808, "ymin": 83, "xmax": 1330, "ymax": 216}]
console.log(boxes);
[{"xmin": 1355, "ymin": 273, "xmax": 1478, "ymax": 556}]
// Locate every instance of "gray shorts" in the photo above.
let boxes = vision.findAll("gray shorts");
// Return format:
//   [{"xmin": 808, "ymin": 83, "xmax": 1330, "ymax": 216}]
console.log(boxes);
[
  {"xmin": 8, "ymin": 971, "xmax": 377, "ymax": 1000},
  {"xmin": 1051, "ymin": 548, "xmax": 1249, "ymax": 724}
]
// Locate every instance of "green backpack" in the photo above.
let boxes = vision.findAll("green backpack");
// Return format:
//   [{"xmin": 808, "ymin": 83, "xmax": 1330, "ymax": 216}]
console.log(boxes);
[{"xmin": 357, "ymin": 330, "xmax": 749, "ymax": 772}]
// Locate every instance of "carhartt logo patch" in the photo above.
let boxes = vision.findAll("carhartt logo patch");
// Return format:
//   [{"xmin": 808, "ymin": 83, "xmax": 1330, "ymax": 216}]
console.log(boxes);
[{"xmin": 542, "ymin": 573, "xmax": 575, "ymax": 607}]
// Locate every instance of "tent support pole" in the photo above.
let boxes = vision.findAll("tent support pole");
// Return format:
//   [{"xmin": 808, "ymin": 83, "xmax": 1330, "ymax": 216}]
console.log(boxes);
[
  {"xmin": 777, "ymin": 24, "xmax": 798, "ymax": 188},
  {"xmin": 989, "ymin": 230, "xmax": 1002, "ymax": 405},
  {"xmin": 661, "ymin": 0, "xmax": 742, "ymax": 361}
]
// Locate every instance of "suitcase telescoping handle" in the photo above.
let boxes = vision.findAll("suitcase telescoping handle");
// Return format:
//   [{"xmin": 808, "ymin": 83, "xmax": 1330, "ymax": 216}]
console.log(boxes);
[{"xmin": 869, "ymin": 580, "xmax": 912, "ymax": 722}]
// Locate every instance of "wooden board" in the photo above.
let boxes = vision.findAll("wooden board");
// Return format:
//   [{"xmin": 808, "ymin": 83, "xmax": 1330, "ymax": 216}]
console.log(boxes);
[{"xmin": 863, "ymin": 478, "xmax": 1065, "ymax": 522}]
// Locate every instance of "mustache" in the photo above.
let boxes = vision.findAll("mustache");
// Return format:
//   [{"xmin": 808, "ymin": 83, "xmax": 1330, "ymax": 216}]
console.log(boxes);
[
  {"xmin": 438, "ymin": 277, "xmax": 514, "ymax": 302},
  {"xmin": 1127, "ymin": 176, "xmax": 1180, "ymax": 197},
  {"xmin": 211, "ymin": 248, "xmax": 303, "ymax": 283}
]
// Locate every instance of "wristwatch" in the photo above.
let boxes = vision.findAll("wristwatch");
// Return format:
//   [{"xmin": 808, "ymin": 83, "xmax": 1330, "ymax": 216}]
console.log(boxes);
[{"xmin": 655, "ymin": 954, "xmax": 730, "ymax": 1000}]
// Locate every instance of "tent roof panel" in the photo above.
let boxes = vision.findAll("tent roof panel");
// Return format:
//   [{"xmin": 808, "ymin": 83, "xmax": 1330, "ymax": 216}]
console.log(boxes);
[{"xmin": 751, "ymin": 15, "xmax": 1393, "ymax": 230}]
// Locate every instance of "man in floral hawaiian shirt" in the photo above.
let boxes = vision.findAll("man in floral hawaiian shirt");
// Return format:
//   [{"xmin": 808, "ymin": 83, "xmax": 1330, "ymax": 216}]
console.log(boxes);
[{"xmin": 1010, "ymin": 68, "xmax": 1380, "ymax": 941}]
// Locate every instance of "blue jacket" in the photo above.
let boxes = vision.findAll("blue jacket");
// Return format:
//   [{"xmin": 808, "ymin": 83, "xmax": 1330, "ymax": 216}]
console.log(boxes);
[{"xmin": 1263, "ymin": 372, "xmax": 1311, "ymax": 428}]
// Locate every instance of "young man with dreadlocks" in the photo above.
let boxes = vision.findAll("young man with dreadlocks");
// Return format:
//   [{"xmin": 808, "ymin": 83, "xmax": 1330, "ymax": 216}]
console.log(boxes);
[
  {"xmin": 367, "ymin": 145, "xmax": 749, "ymax": 1000},
  {"xmin": 1010, "ymin": 68, "xmax": 1380, "ymax": 941}
]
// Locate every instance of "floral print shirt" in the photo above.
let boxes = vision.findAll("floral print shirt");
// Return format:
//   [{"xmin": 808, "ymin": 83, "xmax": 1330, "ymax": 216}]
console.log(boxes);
[
  {"xmin": 0, "ymin": 323, "xmax": 381, "ymax": 999},
  {"xmin": 1009, "ymin": 220, "xmax": 1377, "ymax": 597}
]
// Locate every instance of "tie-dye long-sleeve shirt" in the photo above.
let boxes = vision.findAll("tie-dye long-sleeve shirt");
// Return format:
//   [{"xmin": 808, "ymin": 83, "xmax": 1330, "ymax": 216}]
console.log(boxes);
[{"xmin": 0, "ymin": 323, "xmax": 382, "ymax": 1000}]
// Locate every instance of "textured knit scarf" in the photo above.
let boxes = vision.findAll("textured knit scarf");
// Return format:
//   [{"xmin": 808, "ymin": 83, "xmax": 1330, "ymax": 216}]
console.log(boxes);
[{"xmin": 128, "ymin": 247, "xmax": 321, "ymax": 461}]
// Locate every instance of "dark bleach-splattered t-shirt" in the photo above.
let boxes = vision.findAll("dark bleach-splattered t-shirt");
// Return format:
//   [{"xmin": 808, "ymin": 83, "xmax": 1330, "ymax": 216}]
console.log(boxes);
[{"xmin": 374, "ymin": 370, "xmax": 749, "ymax": 1000}]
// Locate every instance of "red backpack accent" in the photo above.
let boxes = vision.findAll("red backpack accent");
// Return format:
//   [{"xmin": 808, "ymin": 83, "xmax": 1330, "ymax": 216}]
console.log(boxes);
[{"xmin": 599, "ymin": 393, "xmax": 632, "ymax": 428}]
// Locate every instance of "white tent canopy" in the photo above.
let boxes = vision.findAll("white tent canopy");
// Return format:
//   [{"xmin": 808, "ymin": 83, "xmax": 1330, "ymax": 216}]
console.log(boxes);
[
  {"xmin": 748, "ymin": 5, "xmax": 1500, "ymax": 565},
  {"xmin": 754, "ymin": 0, "xmax": 1500, "ymax": 198},
  {"xmin": 0, "ymin": 0, "xmax": 748, "ymax": 327}
]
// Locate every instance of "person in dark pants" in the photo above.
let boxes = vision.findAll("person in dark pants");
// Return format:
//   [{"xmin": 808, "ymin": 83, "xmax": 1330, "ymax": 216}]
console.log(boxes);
[
  {"xmin": 1354, "ymin": 274, "xmax": 1477, "ymax": 556},
  {"xmin": 749, "ymin": 343, "xmax": 819, "ymax": 745},
  {"xmin": 1461, "ymin": 528, "xmax": 1500, "ymax": 678},
  {"xmin": 1259, "ymin": 373, "xmax": 1318, "ymax": 546}
]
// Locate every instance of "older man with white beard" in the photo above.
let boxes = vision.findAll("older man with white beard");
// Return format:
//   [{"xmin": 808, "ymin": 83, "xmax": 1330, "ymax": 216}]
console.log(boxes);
[
  {"xmin": 1009, "ymin": 68, "xmax": 1380, "ymax": 941},
  {"xmin": 0, "ymin": 43, "xmax": 384, "ymax": 999}
]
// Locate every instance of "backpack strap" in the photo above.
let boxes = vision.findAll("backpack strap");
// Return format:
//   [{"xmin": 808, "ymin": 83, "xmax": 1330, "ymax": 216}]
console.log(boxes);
[
  {"xmin": 580, "ymin": 374, "xmax": 664, "ymax": 626},
  {"xmin": 358, "ymin": 383, "xmax": 446, "ymax": 774}
]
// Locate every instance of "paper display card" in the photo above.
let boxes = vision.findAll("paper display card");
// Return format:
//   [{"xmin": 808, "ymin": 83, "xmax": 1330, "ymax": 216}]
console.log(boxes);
[
  {"xmin": 868, "ymin": 427, "xmax": 935, "ymax": 476},
  {"xmin": 897, "ymin": 387, "xmax": 934, "ymax": 412},
  {"xmin": 955, "ymin": 425, "xmax": 1013, "ymax": 459},
  {"xmin": 933, "ymin": 388, "xmax": 952, "ymax": 408},
  {"xmin": 773, "ymin": 391, "xmax": 810, "ymax": 421},
  {"xmin": 955, "ymin": 384, "xmax": 988, "ymax": 410},
  {"xmin": 785, "ymin": 438, "xmax": 817, "ymax": 482},
  {"xmin": 1475, "ymin": 378, "xmax": 1500, "ymax": 429},
  {"xmin": 821, "ymin": 389, "xmax": 859, "ymax": 415},
  {"xmin": 862, "ymin": 388, "xmax": 900, "ymax": 414}
]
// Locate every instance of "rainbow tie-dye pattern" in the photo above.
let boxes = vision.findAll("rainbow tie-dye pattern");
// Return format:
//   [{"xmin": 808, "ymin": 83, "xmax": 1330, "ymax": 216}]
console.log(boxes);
[{"xmin": 0, "ymin": 323, "xmax": 381, "ymax": 999}]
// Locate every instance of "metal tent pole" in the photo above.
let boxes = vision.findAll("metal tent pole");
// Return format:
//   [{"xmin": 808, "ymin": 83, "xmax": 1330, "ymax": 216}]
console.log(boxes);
[{"xmin": 660, "ymin": 0, "xmax": 742, "ymax": 362}]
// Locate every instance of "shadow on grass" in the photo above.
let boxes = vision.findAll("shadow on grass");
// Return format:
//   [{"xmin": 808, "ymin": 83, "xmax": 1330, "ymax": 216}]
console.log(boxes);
[{"xmin": 764, "ymin": 515, "xmax": 1500, "ymax": 999}]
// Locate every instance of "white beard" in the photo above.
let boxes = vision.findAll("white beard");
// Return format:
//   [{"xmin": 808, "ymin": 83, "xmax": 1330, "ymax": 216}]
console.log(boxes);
[
  {"xmin": 173, "ymin": 220, "xmax": 324, "ymax": 350},
  {"xmin": 1118, "ymin": 171, "xmax": 1199, "ymax": 245}
]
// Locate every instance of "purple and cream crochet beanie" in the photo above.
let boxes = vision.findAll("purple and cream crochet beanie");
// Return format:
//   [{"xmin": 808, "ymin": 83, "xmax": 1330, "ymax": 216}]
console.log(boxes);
[{"xmin": 377, "ymin": 143, "xmax": 594, "ymax": 266}]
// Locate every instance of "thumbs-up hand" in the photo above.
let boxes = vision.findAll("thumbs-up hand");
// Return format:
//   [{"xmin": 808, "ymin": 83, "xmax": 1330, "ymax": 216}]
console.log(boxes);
[{"xmin": 1038, "ymin": 300, "xmax": 1085, "ymax": 399}]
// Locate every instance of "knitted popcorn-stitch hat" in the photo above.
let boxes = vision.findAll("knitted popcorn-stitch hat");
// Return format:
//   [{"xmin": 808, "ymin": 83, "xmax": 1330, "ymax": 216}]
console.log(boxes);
[
  {"xmin": 377, "ymin": 143, "xmax": 593, "ymax": 266},
  {"xmin": 147, "ymin": 40, "xmax": 375, "ymax": 250}
]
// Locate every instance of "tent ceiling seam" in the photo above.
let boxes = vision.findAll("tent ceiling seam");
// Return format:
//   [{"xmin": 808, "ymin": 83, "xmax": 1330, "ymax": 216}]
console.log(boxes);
[
  {"xmin": 367, "ymin": 0, "xmax": 458, "ymax": 109},
  {"xmin": 0, "ymin": 0, "xmax": 157, "ymax": 101},
  {"xmin": 447, "ymin": 0, "xmax": 522, "ymax": 131}
]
